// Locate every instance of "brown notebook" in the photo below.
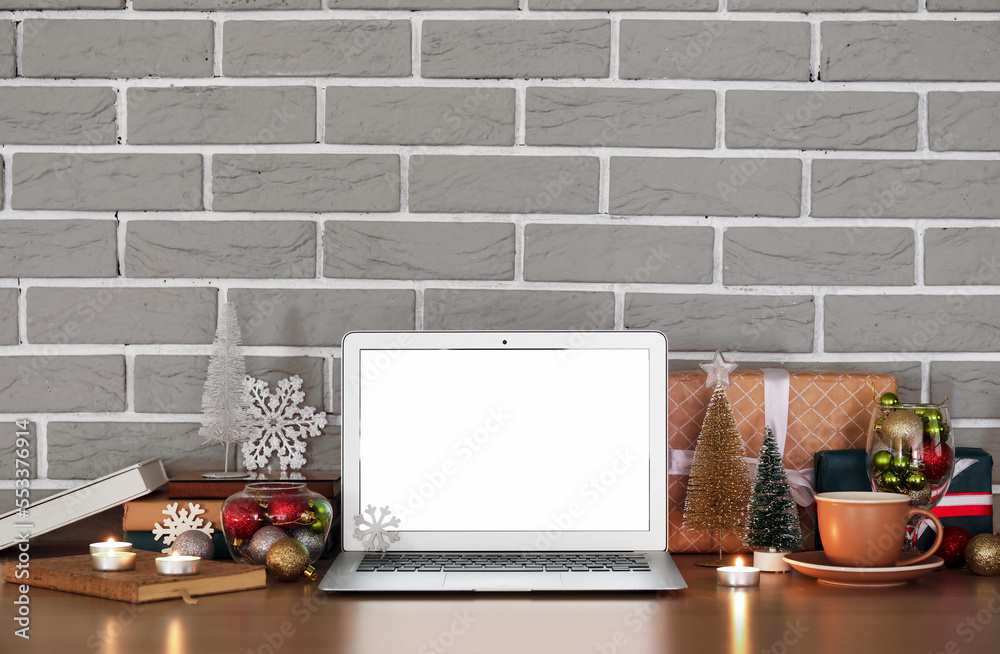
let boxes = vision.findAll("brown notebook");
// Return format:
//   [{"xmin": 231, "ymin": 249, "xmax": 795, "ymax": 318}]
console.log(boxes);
[
  {"xmin": 167, "ymin": 470, "xmax": 341, "ymax": 499},
  {"xmin": 2, "ymin": 551, "xmax": 266, "ymax": 603}
]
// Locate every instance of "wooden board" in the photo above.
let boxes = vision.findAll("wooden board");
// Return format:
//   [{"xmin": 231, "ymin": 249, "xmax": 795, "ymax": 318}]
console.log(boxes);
[
  {"xmin": 167, "ymin": 470, "xmax": 341, "ymax": 499},
  {"xmin": 2, "ymin": 551, "xmax": 266, "ymax": 603}
]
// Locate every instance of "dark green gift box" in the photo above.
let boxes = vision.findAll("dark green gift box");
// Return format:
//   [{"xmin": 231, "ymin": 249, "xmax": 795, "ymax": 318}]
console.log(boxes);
[{"xmin": 813, "ymin": 447, "xmax": 994, "ymax": 551}]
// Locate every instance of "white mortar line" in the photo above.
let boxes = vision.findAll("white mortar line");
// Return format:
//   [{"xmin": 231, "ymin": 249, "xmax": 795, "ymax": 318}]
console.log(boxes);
[
  {"xmin": 399, "ymin": 152, "xmax": 410, "ymax": 213},
  {"xmin": 324, "ymin": 355, "xmax": 334, "ymax": 414},
  {"xmin": 13, "ymin": 276, "xmax": 1000, "ymax": 295},
  {"xmin": 917, "ymin": 91, "xmax": 929, "ymax": 152},
  {"xmin": 213, "ymin": 17, "xmax": 224, "ymax": 78},
  {"xmin": 202, "ymin": 153, "xmax": 213, "ymax": 211},
  {"xmin": 913, "ymin": 222, "xmax": 925, "ymax": 287},
  {"xmin": 609, "ymin": 15, "xmax": 620, "ymax": 81},
  {"xmin": 3, "ymin": 140, "xmax": 1000, "ymax": 160},
  {"xmin": 124, "ymin": 346, "xmax": 135, "ymax": 412},
  {"xmin": 7, "ymin": 78, "xmax": 1000, "ymax": 93},
  {"xmin": 17, "ymin": 285, "xmax": 27, "ymax": 345},
  {"xmin": 813, "ymin": 292, "xmax": 825, "ymax": 355},
  {"xmin": 713, "ymin": 225, "xmax": 724, "ymax": 286},
  {"xmin": 514, "ymin": 81, "xmax": 526, "ymax": 146},
  {"xmin": 598, "ymin": 154, "xmax": 610, "ymax": 215},
  {"xmin": 514, "ymin": 220, "xmax": 525, "ymax": 282},
  {"xmin": 411, "ymin": 15, "xmax": 421, "ymax": 79},
  {"xmin": 35, "ymin": 422, "xmax": 47, "ymax": 479},
  {"xmin": 13, "ymin": 18, "xmax": 22, "ymax": 77},
  {"xmin": 316, "ymin": 83, "xmax": 326, "ymax": 144},
  {"xmin": 2, "ymin": 149, "xmax": 12, "ymax": 220},
  {"xmin": 4, "ymin": 10, "xmax": 1000, "ymax": 20},
  {"xmin": 799, "ymin": 156, "xmax": 811, "ymax": 218},
  {"xmin": 315, "ymin": 220, "xmax": 324, "ymax": 279},
  {"xmin": 4, "ymin": 211, "xmax": 998, "ymax": 229},
  {"xmin": 920, "ymin": 360, "xmax": 931, "ymax": 403},
  {"xmin": 414, "ymin": 282, "xmax": 425, "ymax": 330},
  {"xmin": 5, "ymin": 144, "xmax": 1000, "ymax": 167},
  {"xmin": 715, "ymin": 90, "xmax": 725, "ymax": 150},
  {"xmin": 116, "ymin": 212, "xmax": 127, "ymax": 277},
  {"xmin": 613, "ymin": 285, "xmax": 624, "ymax": 330},
  {"xmin": 810, "ymin": 19, "xmax": 821, "ymax": 82},
  {"xmin": 115, "ymin": 85, "xmax": 127, "ymax": 145}
]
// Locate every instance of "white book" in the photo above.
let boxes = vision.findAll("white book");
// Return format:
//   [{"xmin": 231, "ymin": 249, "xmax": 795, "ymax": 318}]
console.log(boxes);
[{"xmin": 0, "ymin": 459, "xmax": 168, "ymax": 551}]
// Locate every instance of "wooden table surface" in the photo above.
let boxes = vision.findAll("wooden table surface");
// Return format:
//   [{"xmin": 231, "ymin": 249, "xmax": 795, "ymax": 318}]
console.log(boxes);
[{"xmin": 3, "ymin": 547, "xmax": 1000, "ymax": 653}]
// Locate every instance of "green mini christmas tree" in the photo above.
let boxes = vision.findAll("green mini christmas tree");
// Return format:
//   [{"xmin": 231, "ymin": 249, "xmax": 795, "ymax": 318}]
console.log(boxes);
[{"xmin": 744, "ymin": 427, "xmax": 803, "ymax": 553}]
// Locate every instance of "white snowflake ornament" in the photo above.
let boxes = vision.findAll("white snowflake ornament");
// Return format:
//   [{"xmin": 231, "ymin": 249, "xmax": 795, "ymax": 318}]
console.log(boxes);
[
  {"xmin": 242, "ymin": 375, "xmax": 328, "ymax": 471},
  {"xmin": 152, "ymin": 502, "xmax": 215, "ymax": 554},
  {"xmin": 353, "ymin": 505, "xmax": 401, "ymax": 552}
]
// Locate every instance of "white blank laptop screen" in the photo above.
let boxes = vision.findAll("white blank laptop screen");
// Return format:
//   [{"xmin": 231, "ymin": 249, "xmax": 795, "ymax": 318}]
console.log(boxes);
[{"xmin": 358, "ymin": 349, "xmax": 650, "ymax": 532}]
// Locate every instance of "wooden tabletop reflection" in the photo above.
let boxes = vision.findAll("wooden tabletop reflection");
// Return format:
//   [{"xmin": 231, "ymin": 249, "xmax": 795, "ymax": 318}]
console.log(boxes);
[{"xmin": 3, "ymin": 548, "xmax": 1000, "ymax": 653}]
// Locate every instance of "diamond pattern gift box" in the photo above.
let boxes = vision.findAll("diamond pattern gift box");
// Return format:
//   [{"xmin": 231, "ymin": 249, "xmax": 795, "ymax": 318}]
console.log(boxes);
[{"xmin": 667, "ymin": 369, "xmax": 898, "ymax": 553}]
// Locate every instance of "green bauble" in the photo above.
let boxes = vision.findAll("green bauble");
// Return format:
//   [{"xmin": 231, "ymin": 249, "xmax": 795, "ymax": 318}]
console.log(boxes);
[
  {"xmin": 872, "ymin": 450, "xmax": 893, "ymax": 473},
  {"xmin": 874, "ymin": 416, "xmax": 886, "ymax": 437},
  {"xmin": 914, "ymin": 407, "xmax": 943, "ymax": 423},
  {"xmin": 879, "ymin": 392, "xmax": 900, "ymax": 407},
  {"xmin": 308, "ymin": 501, "xmax": 332, "ymax": 534},
  {"xmin": 891, "ymin": 453, "xmax": 911, "ymax": 472},
  {"xmin": 906, "ymin": 471, "xmax": 926, "ymax": 491},
  {"xmin": 882, "ymin": 470, "xmax": 901, "ymax": 489},
  {"xmin": 924, "ymin": 416, "xmax": 944, "ymax": 438}
]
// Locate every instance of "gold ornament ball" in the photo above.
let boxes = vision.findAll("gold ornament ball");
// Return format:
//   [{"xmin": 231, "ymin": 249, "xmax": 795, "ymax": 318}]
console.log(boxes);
[
  {"xmin": 965, "ymin": 534, "xmax": 1000, "ymax": 576},
  {"xmin": 881, "ymin": 409, "xmax": 924, "ymax": 450},
  {"xmin": 266, "ymin": 537, "xmax": 311, "ymax": 581},
  {"xmin": 908, "ymin": 486, "xmax": 932, "ymax": 506}
]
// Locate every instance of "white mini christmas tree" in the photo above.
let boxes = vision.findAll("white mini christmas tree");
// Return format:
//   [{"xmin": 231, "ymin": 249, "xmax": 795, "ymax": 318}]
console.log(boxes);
[{"xmin": 199, "ymin": 302, "xmax": 253, "ymax": 478}]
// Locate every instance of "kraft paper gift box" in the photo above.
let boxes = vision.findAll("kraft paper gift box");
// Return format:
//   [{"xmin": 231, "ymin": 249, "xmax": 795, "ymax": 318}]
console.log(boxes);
[
  {"xmin": 812, "ymin": 447, "xmax": 995, "ymax": 551},
  {"xmin": 667, "ymin": 369, "xmax": 898, "ymax": 553}
]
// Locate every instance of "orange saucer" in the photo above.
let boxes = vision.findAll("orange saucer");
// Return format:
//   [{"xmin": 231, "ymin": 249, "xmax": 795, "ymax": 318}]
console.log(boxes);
[{"xmin": 783, "ymin": 551, "xmax": 944, "ymax": 587}]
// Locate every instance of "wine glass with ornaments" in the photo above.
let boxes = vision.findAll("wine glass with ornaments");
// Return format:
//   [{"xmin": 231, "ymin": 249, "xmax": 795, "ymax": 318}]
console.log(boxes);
[
  {"xmin": 866, "ymin": 392, "xmax": 954, "ymax": 550},
  {"xmin": 220, "ymin": 482, "xmax": 334, "ymax": 581}
]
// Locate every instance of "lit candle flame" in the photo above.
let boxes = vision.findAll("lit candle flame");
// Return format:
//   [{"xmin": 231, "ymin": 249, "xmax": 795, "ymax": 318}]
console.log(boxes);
[
  {"xmin": 171, "ymin": 551, "xmax": 181, "ymax": 559},
  {"xmin": 735, "ymin": 557, "xmax": 743, "ymax": 569},
  {"xmin": 107, "ymin": 537, "xmax": 115, "ymax": 543}
]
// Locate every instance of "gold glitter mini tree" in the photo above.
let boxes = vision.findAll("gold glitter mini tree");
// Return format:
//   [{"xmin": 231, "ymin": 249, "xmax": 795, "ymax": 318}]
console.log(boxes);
[{"xmin": 682, "ymin": 352, "xmax": 753, "ymax": 567}]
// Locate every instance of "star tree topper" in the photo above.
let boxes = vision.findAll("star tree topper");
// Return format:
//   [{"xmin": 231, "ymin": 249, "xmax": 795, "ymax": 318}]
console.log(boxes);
[{"xmin": 700, "ymin": 350, "xmax": 738, "ymax": 388}]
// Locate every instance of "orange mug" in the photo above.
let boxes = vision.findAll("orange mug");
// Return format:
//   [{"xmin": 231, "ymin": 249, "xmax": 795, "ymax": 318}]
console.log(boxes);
[{"xmin": 816, "ymin": 492, "xmax": 944, "ymax": 567}]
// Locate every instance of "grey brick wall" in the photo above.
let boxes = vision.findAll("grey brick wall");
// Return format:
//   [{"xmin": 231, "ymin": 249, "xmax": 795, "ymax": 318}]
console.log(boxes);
[{"xmin": 1, "ymin": 4, "xmax": 998, "ymax": 494}]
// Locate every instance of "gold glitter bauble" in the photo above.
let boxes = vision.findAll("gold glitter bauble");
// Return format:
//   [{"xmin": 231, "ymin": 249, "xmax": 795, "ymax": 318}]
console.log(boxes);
[
  {"xmin": 266, "ymin": 537, "xmax": 317, "ymax": 582},
  {"xmin": 908, "ymin": 486, "xmax": 932, "ymax": 507},
  {"xmin": 965, "ymin": 534, "xmax": 1000, "ymax": 576},
  {"xmin": 880, "ymin": 410, "xmax": 924, "ymax": 450}
]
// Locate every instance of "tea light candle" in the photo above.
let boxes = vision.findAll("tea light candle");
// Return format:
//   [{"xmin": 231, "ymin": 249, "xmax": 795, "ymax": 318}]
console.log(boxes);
[
  {"xmin": 92, "ymin": 551, "xmax": 137, "ymax": 572},
  {"xmin": 90, "ymin": 538, "xmax": 133, "ymax": 556},
  {"xmin": 717, "ymin": 557, "xmax": 760, "ymax": 587},
  {"xmin": 156, "ymin": 550, "xmax": 201, "ymax": 576}
]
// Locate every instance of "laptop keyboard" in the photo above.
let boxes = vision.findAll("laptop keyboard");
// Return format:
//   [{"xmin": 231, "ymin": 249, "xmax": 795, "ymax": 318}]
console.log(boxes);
[{"xmin": 356, "ymin": 552, "xmax": 651, "ymax": 573}]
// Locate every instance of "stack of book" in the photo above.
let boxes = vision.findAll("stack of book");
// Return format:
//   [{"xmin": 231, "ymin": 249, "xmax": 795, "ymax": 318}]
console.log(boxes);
[{"xmin": 123, "ymin": 470, "xmax": 341, "ymax": 560}]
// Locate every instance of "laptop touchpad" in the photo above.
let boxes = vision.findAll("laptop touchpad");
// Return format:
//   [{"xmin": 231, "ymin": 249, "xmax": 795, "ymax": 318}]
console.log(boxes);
[{"xmin": 444, "ymin": 573, "xmax": 564, "ymax": 591}]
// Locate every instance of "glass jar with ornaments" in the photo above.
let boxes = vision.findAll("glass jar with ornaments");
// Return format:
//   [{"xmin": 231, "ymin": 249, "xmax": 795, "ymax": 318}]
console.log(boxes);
[
  {"xmin": 866, "ymin": 393, "xmax": 954, "ymax": 551},
  {"xmin": 221, "ymin": 482, "xmax": 332, "ymax": 578}
]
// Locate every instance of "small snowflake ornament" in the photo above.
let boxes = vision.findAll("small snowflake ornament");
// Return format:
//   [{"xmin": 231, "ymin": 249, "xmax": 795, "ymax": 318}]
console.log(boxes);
[
  {"xmin": 353, "ymin": 505, "xmax": 401, "ymax": 552},
  {"xmin": 153, "ymin": 502, "xmax": 215, "ymax": 554},
  {"xmin": 242, "ymin": 375, "xmax": 328, "ymax": 471}
]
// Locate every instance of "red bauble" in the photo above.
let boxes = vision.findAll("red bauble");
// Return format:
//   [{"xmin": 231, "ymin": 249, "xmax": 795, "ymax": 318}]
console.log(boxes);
[
  {"xmin": 920, "ymin": 442, "xmax": 953, "ymax": 481},
  {"xmin": 267, "ymin": 492, "xmax": 313, "ymax": 529},
  {"xmin": 223, "ymin": 497, "xmax": 266, "ymax": 541},
  {"xmin": 939, "ymin": 526, "xmax": 972, "ymax": 568}
]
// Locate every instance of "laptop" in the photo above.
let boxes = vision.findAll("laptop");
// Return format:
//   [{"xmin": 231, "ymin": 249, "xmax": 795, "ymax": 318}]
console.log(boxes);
[{"xmin": 320, "ymin": 330, "xmax": 686, "ymax": 592}]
